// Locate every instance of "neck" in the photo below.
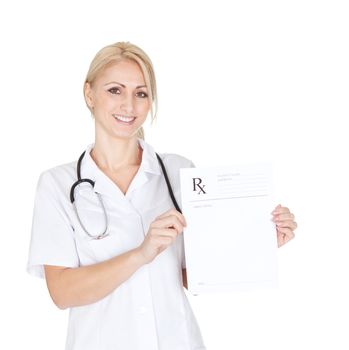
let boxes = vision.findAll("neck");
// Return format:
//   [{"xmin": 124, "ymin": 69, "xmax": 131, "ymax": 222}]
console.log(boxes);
[{"xmin": 91, "ymin": 134, "xmax": 142, "ymax": 172}]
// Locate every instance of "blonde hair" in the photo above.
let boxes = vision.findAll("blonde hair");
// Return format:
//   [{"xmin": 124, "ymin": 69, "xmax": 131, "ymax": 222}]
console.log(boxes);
[{"xmin": 84, "ymin": 42, "xmax": 158, "ymax": 140}]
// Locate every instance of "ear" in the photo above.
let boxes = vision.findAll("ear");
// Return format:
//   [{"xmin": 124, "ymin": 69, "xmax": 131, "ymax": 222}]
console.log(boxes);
[{"xmin": 84, "ymin": 82, "xmax": 94, "ymax": 109}]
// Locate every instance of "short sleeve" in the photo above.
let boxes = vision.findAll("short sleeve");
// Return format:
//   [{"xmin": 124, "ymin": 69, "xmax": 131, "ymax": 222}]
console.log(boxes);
[
  {"xmin": 181, "ymin": 159, "xmax": 196, "ymax": 269},
  {"xmin": 27, "ymin": 171, "xmax": 80, "ymax": 279}
]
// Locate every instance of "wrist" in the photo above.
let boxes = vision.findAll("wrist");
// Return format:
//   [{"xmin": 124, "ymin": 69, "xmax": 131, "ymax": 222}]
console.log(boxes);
[{"xmin": 130, "ymin": 247, "xmax": 147, "ymax": 267}]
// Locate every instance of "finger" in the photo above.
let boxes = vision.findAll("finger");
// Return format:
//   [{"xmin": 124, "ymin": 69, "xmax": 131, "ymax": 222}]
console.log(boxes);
[
  {"xmin": 273, "ymin": 212, "xmax": 295, "ymax": 221},
  {"xmin": 272, "ymin": 204, "xmax": 282, "ymax": 213},
  {"xmin": 275, "ymin": 220, "xmax": 297, "ymax": 230},
  {"xmin": 277, "ymin": 227, "xmax": 295, "ymax": 240},
  {"xmin": 150, "ymin": 229, "xmax": 180, "ymax": 247},
  {"xmin": 150, "ymin": 216, "xmax": 184, "ymax": 235},
  {"xmin": 151, "ymin": 227, "xmax": 180, "ymax": 239},
  {"xmin": 155, "ymin": 208, "xmax": 187, "ymax": 226},
  {"xmin": 155, "ymin": 209, "xmax": 187, "ymax": 227},
  {"xmin": 272, "ymin": 205, "xmax": 290, "ymax": 215}
]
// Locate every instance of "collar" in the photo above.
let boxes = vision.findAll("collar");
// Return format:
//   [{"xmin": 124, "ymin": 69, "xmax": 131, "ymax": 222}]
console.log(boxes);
[
  {"xmin": 79, "ymin": 138, "xmax": 161, "ymax": 198},
  {"xmin": 137, "ymin": 138, "xmax": 162, "ymax": 176}
]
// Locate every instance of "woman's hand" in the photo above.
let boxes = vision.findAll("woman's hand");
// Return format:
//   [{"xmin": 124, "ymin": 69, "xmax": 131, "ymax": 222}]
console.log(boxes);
[
  {"xmin": 272, "ymin": 204, "xmax": 297, "ymax": 247},
  {"xmin": 137, "ymin": 208, "xmax": 187, "ymax": 264}
]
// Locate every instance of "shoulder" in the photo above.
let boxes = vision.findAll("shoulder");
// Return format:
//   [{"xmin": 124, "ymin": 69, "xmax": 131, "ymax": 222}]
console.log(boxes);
[
  {"xmin": 36, "ymin": 161, "xmax": 77, "ymax": 195},
  {"xmin": 158, "ymin": 152, "xmax": 195, "ymax": 169},
  {"xmin": 141, "ymin": 138, "xmax": 195, "ymax": 168},
  {"xmin": 156, "ymin": 152, "xmax": 195, "ymax": 190}
]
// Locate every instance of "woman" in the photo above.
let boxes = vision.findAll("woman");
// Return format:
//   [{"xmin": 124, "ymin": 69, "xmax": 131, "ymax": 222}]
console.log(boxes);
[{"xmin": 27, "ymin": 42, "xmax": 297, "ymax": 350}]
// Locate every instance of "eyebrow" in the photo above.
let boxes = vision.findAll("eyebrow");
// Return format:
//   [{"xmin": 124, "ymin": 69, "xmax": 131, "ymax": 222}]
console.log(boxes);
[{"xmin": 104, "ymin": 81, "xmax": 147, "ymax": 89}]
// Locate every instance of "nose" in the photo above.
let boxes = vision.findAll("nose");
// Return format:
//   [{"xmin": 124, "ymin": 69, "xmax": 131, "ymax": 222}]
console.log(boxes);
[{"xmin": 120, "ymin": 91, "xmax": 134, "ymax": 115}]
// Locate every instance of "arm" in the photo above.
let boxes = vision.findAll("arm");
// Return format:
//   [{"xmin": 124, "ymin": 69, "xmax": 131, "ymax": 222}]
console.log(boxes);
[
  {"xmin": 45, "ymin": 208, "xmax": 186, "ymax": 309},
  {"xmin": 44, "ymin": 247, "xmax": 144, "ymax": 310}
]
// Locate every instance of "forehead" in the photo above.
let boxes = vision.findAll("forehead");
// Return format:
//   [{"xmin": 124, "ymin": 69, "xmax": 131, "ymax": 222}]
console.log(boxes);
[{"xmin": 96, "ymin": 60, "xmax": 146, "ymax": 86}]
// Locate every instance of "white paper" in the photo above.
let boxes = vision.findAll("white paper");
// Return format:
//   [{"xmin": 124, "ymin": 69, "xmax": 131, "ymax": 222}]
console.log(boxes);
[{"xmin": 180, "ymin": 163, "xmax": 278, "ymax": 294}]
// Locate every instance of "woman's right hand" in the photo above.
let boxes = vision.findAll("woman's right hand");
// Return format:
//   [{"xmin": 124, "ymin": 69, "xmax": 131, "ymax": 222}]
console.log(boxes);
[{"xmin": 137, "ymin": 208, "xmax": 187, "ymax": 264}]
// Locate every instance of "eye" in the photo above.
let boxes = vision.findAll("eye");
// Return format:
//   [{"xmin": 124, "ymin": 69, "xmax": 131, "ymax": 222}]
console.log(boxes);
[
  {"xmin": 136, "ymin": 91, "xmax": 148, "ymax": 98},
  {"xmin": 108, "ymin": 87, "xmax": 121, "ymax": 95}
]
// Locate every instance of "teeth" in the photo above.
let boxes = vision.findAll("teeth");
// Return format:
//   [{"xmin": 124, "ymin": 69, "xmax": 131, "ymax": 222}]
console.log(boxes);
[{"xmin": 113, "ymin": 114, "xmax": 136, "ymax": 122}]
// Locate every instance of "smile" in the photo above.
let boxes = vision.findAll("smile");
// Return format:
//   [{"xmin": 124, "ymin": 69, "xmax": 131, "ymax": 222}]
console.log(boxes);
[{"xmin": 112, "ymin": 114, "xmax": 136, "ymax": 124}]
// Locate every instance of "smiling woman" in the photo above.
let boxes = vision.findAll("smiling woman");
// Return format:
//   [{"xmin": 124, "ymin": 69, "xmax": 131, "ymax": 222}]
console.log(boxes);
[
  {"xmin": 84, "ymin": 60, "xmax": 150, "ymax": 141},
  {"xmin": 27, "ymin": 41, "xmax": 207, "ymax": 350},
  {"xmin": 83, "ymin": 42, "xmax": 158, "ymax": 141},
  {"xmin": 26, "ymin": 41, "xmax": 297, "ymax": 350}
]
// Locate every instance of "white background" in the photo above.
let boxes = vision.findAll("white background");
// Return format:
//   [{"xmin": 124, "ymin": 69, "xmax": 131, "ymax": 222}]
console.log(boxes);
[{"xmin": 1, "ymin": 0, "xmax": 348, "ymax": 349}]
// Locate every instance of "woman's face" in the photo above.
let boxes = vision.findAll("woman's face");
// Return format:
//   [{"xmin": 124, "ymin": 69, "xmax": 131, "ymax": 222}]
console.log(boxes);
[{"xmin": 85, "ymin": 59, "xmax": 151, "ymax": 140}]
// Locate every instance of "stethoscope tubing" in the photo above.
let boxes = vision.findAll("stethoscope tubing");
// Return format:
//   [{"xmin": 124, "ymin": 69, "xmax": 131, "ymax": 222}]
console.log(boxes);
[{"xmin": 70, "ymin": 149, "xmax": 181, "ymax": 239}]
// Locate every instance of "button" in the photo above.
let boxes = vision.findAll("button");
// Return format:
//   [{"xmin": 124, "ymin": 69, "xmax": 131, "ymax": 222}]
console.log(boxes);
[{"xmin": 139, "ymin": 306, "xmax": 148, "ymax": 314}]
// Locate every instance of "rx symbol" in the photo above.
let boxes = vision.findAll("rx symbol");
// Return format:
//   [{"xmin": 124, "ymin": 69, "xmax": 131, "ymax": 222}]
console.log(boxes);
[{"xmin": 192, "ymin": 177, "xmax": 206, "ymax": 194}]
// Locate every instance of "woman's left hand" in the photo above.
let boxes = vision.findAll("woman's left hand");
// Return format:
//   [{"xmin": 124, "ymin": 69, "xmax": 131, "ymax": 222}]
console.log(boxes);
[{"xmin": 272, "ymin": 204, "xmax": 297, "ymax": 247}]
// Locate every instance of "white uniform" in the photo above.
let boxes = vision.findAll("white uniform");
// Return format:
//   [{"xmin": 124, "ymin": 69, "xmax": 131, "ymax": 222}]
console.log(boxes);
[{"xmin": 27, "ymin": 138, "xmax": 206, "ymax": 350}]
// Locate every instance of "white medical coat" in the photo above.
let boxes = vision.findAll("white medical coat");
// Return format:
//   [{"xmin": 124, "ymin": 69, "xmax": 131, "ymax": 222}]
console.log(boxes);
[{"xmin": 27, "ymin": 138, "xmax": 206, "ymax": 350}]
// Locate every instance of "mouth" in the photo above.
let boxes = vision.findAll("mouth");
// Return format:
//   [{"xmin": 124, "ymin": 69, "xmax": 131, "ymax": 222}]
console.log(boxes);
[{"xmin": 112, "ymin": 114, "xmax": 136, "ymax": 125}]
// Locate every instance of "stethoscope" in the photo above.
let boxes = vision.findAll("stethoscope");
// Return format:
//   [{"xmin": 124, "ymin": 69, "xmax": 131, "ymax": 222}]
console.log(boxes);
[{"xmin": 70, "ymin": 150, "xmax": 181, "ymax": 239}]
